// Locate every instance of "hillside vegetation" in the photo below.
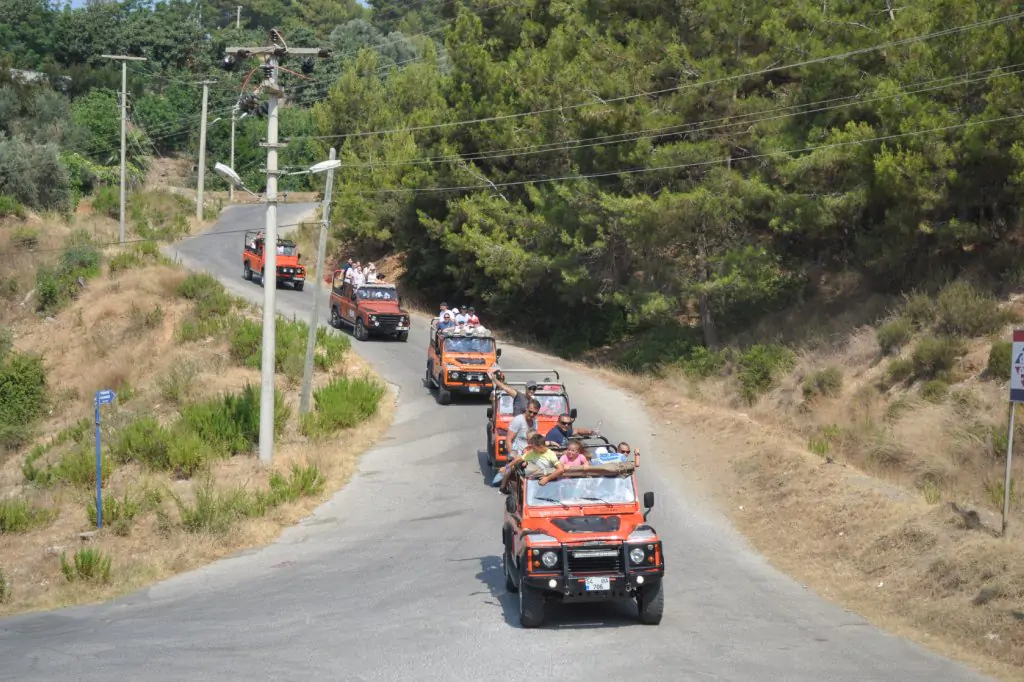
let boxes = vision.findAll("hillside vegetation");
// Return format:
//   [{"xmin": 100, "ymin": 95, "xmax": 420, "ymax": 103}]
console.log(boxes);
[{"xmin": 0, "ymin": 202, "xmax": 392, "ymax": 615}]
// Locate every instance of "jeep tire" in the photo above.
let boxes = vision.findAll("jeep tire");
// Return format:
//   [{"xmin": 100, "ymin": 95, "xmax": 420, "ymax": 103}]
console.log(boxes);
[
  {"xmin": 244, "ymin": 262, "xmax": 252, "ymax": 280},
  {"xmin": 636, "ymin": 580, "xmax": 664, "ymax": 625},
  {"xmin": 331, "ymin": 306, "xmax": 342, "ymax": 329},
  {"xmin": 397, "ymin": 331, "xmax": 409, "ymax": 342},
  {"xmin": 355, "ymin": 318, "xmax": 368, "ymax": 341},
  {"xmin": 518, "ymin": 580, "xmax": 545, "ymax": 628},
  {"xmin": 294, "ymin": 281, "xmax": 304, "ymax": 292},
  {"xmin": 503, "ymin": 544, "xmax": 517, "ymax": 593},
  {"xmin": 437, "ymin": 386, "xmax": 451, "ymax": 405}
]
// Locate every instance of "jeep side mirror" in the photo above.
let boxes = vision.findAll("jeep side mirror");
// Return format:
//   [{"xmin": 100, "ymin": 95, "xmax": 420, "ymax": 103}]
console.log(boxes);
[
  {"xmin": 643, "ymin": 491, "xmax": 654, "ymax": 520},
  {"xmin": 496, "ymin": 348, "xmax": 502, "ymax": 358},
  {"xmin": 297, "ymin": 252, "xmax": 301, "ymax": 260},
  {"xmin": 569, "ymin": 408, "xmax": 578, "ymax": 419},
  {"xmin": 487, "ymin": 407, "xmax": 493, "ymax": 419}
]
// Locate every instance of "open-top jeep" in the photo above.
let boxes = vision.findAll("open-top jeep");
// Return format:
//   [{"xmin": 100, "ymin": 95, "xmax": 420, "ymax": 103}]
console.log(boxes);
[
  {"xmin": 242, "ymin": 230, "xmax": 306, "ymax": 290},
  {"xmin": 327, "ymin": 271, "xmax": 411, "ymax": 342},
  {"xmin": 426, "ymin": 320, "xmax": 499, "ymax": 404},
  {"xmin": 499, "ymin": 438, "xmax": 664, "ymax": 628},
  {"xmin": 486, "ymin": 370, "xmax": 572, "ymax": 472}
]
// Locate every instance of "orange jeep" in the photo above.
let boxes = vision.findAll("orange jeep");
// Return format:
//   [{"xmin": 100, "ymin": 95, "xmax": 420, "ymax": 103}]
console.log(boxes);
[
  {"xmin": 242, "ymin": 230, "xmax": 306, "ymax": 290},
  {"xmin": 426, "ymin": 320, "xmax": 500, "ymax": 404},
  {"xmin": 499, "ymin": 438, "xmax": 664, "ymax": 628},
  {"xmin": 486, "ymin": 370, "xmax": 571, "ymax": 471},
  {"xmin": 327, "ymin": 271, "xmax": 410, "ymax": 341}
]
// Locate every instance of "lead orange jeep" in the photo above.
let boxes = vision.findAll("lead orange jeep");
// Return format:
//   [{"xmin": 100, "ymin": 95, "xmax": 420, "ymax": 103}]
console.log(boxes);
[
  {"xmin": 499, "ymin": 438, "xmax": 664, "ymax": 628},
  {"xmin": 426, "ymin": 320, "xmax": 499, "ymax": 404},
  {"xmin": 242, "ymin": 230, "xmax": 306, "ymax": 290},
  {"xmin": 486, "ymin": 370, "xmax": 571, "ymax": 472}
]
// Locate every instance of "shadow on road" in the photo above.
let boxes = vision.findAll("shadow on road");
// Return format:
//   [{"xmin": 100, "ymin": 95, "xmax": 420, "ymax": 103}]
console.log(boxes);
[
  {"xmin": 476, "ymin": 555, "xmax": 647, "ymax": 631},
  {"xmin": 476, "ymin": 448, "xmax": 497, "ymax": 488}
]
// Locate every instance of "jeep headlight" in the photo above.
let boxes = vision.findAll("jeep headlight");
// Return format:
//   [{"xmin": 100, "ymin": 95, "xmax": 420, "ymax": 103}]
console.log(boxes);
[
  {"xmin": 540, "ymin": 551, "xmax": 558, "ymax": 568},
  {"xmin": 629, "ymin": 547, "xmax": 646, "ymax": 564}
]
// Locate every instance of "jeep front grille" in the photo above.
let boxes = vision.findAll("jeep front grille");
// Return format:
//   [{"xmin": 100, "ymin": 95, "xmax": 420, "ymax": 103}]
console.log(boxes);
[
  {"xmin": 566, "ymin": 546, "xmax": 622, "ymax": 574},
  {"xmin": 372, "ymin": 314, "xmax": 402, "ymax": 330}
]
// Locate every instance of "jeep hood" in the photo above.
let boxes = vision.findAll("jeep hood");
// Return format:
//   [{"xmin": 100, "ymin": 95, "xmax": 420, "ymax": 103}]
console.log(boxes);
[
  {"xmin": 360, "ymin": 302, "xmax": 404, "ymax": 315},
  {"xmin": 449, "ymin": 354, "xmax": 492, "ymax": 366},
  {"xmin": 527, "ymin": 509, "xmax": 643, "ymax": 541}
]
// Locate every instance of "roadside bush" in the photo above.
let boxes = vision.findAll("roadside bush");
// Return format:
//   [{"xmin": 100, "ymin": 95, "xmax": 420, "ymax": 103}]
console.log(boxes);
[
  {"xmin": 108, "ymin": 241, "xmax": 167, "ymax": 275},
  {"xmin": 921, "ymin": 379, "xmax": 949, "ymax": 403},
  {"xmin": 679, "ymin": 345, "xmax": 729, "ymax": 379},
  {"xmin": 129, "ymin": 189, "xmax": 192, "ymax": 242},
  {"xmin": 263, "ymin": 463, "xmax": 326, "ymax": 505},
  {"xmin": 300, "ymin": 374, "xmax": 386, "ymax": 438},
  {"xmin": 60, "ymin": 548, "xmax": 111, "ymax": 583},
  {"xmin": 0, "ymin": 327, "xmax": 11, "ymax": 361},
  {"xmin": 109, "ymin": 416, "xmax": 173, "ymax": 469},
  {"xmin": 230, "ymin": 317, "xmax": 348, "ymax": 380},
  {"xmin": 179, "ymin": 383, "xmax": 289, "ymax": 455},
  {"xmin": 34, "ymin": 231, "xmax": 103, "ymax": 313},
  {"xmin": 157, "ymin": 360, "xmax": 199, "ymax": 404},
  {"xmin": 736, "ymin": 344, "xmax": 795, "ymax": 404},
  {"xmin": 802, "ymin": 366, "xmax": 844, "ymax": 400},
  {"xmin": 876, "ymin": 317, "xmax": 913, "ymax": 355},
  {"xmin": 86, "ymin": 491, "xmax": 142, "ymax": 536},
  {"xmin": 884, "ymin": 357, "xmax": 914, "ymax": 384},
  {"xmin": 173, "ymin": 479, "xmax": 265, "ymax": 534},
  {"xmin": 0, "ymin": 194, "xmax": 26, "ymax": 219},
  {"xmin": 0, "ymin": 567, "xmax": 10, "ymax": 604},
  {"xmin": 0, "ymin": 497, "xmax": 57, "ymax": 533},
  {"xmin": 0, "ymin": 350, "xmax": 48, "ymax": 452},
  {"xmin": 91, "ymin": 186, "xmax": 119, "ymax": 219},
  {"xmin": 617, "ymin": 321, "xmax": 704, "ymax": 374},
  {"xmin": 986, "ymin": 340, "xmax": 1012, "ymax": 381},
  {"xmin": 911, "ymin": 336, "xmax": 965, "ymax": 380},
  {"xmin": 902, "ymin": 292, "xmax": 936, "ymax": 327},
  {"xmin": 176, "ymin": 272, "xmax": 234, "ymax": 319},
  {"xmin": 936, "ymin": 281, "xmax": 1017, "ymax": 337}
]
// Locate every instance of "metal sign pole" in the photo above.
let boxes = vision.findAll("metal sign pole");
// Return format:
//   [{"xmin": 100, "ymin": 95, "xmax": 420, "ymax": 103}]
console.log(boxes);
[
  {"xmin": 1004, "ymin": 329, "xmax": 1024, "ymax": 536},
  {"xmin": 94, "ymin": 388, "xmax": 116, "ymax": 529}
]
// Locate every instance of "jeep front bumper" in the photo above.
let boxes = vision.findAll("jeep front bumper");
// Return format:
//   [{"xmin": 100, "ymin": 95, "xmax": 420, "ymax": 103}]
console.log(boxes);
[{"xmin": 522, "ymin": 573, "xmax": 662, "ymax": 600}]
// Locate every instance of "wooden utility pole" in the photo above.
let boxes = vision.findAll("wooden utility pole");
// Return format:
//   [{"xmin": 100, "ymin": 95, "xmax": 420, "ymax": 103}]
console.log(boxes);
[{"xmin": 101, "ymin": 54, "xmax": 147, "ymax": 243}]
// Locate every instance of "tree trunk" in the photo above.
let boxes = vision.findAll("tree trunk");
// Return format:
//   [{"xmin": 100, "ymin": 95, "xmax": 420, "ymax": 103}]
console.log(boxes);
[{"xmin": 697, "ymin": 233, "xmax": 719, "ymax": 350}]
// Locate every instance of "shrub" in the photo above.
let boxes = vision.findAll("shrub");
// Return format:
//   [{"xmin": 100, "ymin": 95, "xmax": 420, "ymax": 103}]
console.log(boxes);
[
  {"xmin": 173, "ymin": 479, "xmax": 265, "ymax": 534},
  {"xmin": 902, "ymin": 292, "xmax": 936, "ymax": 327},
  {"xmin": 109, "ymin": 416, "xmax": 173, "ymax": 469},
  {"xmin": 921, "ymin": 379, "xmax": 949, "ymax": 403},
  {"xmin": 0, "ymin": 194, "xmax": 26, "ymax": 219},
  {"xmin": 60, "ymin": 548, "xmax": 111, "ymax": 583},
  {"xmin": 911, "ymin": 336, "xmax": 965, "ymax": 380},
  {"xmin": 936, "ymin": 281, "xmax": 1017, "ymax": 337},
  {"xmin": 883, "ymin": 357, "xmax": 914, "ymax": 385},
  {"xmin": 230, "ymin": 317, "xmax": 346, "ymax": 380},
  {"xmin": 262, "ymin": 463, "xmax": 326, "ymax": 506},
  {"xmin": 86, "ymin": 491, "xmax": 141, "ymax": 536},
  {"xmin": 0, "ymin": 326, "xmax": 11, "ymax": 361},
  {"xmin": 736, "ymin": 344, "xmax": 795, "ymax": 404},
  {"xmin": 34, "ymin": 231, "xmax": 103, "ymax": 313},
  {"xmin": 802, "ymin": 366, "xmax": 843, "ymax": 400},
  {"xmin": 680, "ymin": 346, "xmax": 728, "ymax": 378},
  {"xmin": 617, "ymin": 321, "xmax": 704, "ymax": 374},
  {"xmin": 0, "ymin": 350, "xmax": 48, "ymax": 452},
  {"xmin": 0, "ymin": 497, "xmax": 57, "ymax": 533},
  {"xmin": 986, "ymin": 340, "xmax": 1012, "ymax": 381},
  {"xmin": 176, "ymin": 272, "xmax": 234, "ymax": 319},
  {"xmin": 300, "ymin": 374, "xmax": 386, "ymax": 438},
  {"xmin": 0, "ymin": 566, "xmax": 10, "ymax": 603},
  {"xmin": 876, "ymin": 317, "xmax": 913, "ymax": 355},
  {"xmin": 91, "ymin": 186, "xmax": 120, "ymax": 219},
  {"xmin": 157, "ymin": 360, "xmax": 199, "ymax": 404},
  {"xmin": 179, "ymin": 384, "xmax": 289, "ymax": 456},
  {"xmin": 166, "ymin": 427, "xmax": 220, "ymax": 478},
  {"xmin": 108, "ymin": 242, "xmax": 167, "ymax": 275}
]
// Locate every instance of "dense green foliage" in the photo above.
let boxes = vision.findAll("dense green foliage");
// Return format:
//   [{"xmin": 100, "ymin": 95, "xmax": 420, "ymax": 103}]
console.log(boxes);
[{"xmin": 6, "ymin": 1, "xmax": 1024, "ymax": 355}]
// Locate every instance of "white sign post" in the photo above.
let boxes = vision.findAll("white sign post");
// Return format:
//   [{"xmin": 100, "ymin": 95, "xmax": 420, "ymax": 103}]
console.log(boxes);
[{"xmin": 1003, "ymin": 330, "xmax": 1024, "ymax": 536}]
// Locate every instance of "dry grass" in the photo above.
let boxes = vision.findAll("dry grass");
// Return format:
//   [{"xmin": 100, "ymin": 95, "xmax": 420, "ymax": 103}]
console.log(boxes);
[{"xmin": 0, "ymin": 236, "xmax": 395, "ymax": 615}]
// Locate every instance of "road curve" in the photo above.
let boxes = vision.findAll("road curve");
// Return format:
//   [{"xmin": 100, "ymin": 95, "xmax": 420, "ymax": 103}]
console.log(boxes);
[{"xmin": 0, "ymin": 203, "xmax": 991, "ymax": 681}]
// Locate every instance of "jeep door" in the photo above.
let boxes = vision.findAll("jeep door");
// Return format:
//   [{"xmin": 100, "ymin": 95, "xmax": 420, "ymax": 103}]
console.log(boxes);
[
  {"xmin": 340, "ymin": 282, "xmax": 357, "ymax": 322},
  {"xmin": 329, "ymin": 271, "xmax": 345, "ymax": 315}
]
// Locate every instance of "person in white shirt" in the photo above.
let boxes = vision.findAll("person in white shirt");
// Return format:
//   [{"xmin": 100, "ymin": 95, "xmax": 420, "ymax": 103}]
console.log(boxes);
[
  {"xmin": 437, "ymin": 302, "xmax": 450, "ymax": 321},
  {"xmin": 353, "ymin": 265, "xmax": 365, "ymax": 287},
  {"xmin": 454, "ymin": 308, "xmax": 468, "ymax": 324},
  {"xmin": 366, "ymin": 264, "xmax": 378, "ymax": 283}
]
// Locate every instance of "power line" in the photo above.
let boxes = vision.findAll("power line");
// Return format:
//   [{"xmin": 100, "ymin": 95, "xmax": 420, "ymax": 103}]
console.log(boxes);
[{"xmin": 294, "ymin": 10, "xmax": 1024, "ymax": 143}]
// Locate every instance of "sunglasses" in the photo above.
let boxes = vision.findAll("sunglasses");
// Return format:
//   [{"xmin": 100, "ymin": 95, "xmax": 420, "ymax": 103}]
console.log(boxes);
[
  {"xmin": 558, "ymin": 421, "xmax": 571, "ymax": 426},
  {"xmin": 618, "ymin": 448, "xmax": 630, "ymax": 454},
  {"xmin": 527, "ymin": 410, "xmax": 538, "ymax": 415}
]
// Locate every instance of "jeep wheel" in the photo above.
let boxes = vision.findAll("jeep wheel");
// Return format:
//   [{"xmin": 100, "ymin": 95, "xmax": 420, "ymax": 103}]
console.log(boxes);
[
  {"xmin": 397, "ymin": 331, "xmax": 409, "ymax": 342},
  {"xmin": 503, "ymin": 545, "xmax": 517, "ymax": 593},
  {"xmin": 294, "ymin": 281, "xmax": 304, "ymax": 292},
  {"xmin": 259, "ymin": 269, "xmax": 266, "ymax": 287},
  {"xmin": 437, "ymin": 387, "xmax": 451, "ymax": 405},
  {"xmin": 425, "ymin": 363, "xmax": 435, "ymax": 390},
  {"xmin": 355, "ymin": 318, "xmax": 368, "ymax": 341},
  {"xmin": 244, "ymin": 262, "xmax": 252, "ymax": 280},
  {"xmin": 331, "ymin": 306, "xmax": 342, "ymax": 329},
  {"xmin": 518, "ymin": 581, "xmax": 545, "ymax": 628},
  {"xmin": 636, "ymin": 580, "xmax": 664, "ymax": 625}
]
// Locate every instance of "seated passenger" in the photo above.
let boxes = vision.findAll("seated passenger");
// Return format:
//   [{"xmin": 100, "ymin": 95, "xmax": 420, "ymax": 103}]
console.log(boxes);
[
  {"xmin": 437, "ymin": 302, "xmax": 450, "ymax": 320},
  {"xmin": 545, "ymin": 413, "xmax": 597, "ymax": 447},
  {"xmin": 558, "ymin": 440, "xmax": 590, "ymax": 468},
  {"xmin": 438, "ymin": 312, "xmax": 454, "ymax": 330}
]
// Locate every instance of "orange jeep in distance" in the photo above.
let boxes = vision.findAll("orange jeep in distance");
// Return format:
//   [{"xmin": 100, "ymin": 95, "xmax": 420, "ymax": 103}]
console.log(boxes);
[
  {"xmin": 486, "ymin": 370, "xmax": 572, "ymax": 472},
  {"xmin": 327, "ymin": 271, "xmax": 410, "ymax": 341},
  {"xmin": 499, "ymin": 438, "xmax": 664, "ymax": 628},
  {"xmin": 242, "ymin": 230, "xmax": 306, "ymax": 290},
  {"xmin": 426, "ymin": 320, "xmax": 500, "ymax": 405}
]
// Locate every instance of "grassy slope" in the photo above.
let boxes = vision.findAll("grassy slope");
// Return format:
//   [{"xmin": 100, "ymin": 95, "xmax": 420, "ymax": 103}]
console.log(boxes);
[{"xmin": 0, "ymin": 201, "xmax": 395, "ymax": 616}]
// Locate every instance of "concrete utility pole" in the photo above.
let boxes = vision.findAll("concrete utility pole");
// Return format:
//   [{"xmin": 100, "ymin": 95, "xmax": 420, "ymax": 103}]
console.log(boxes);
[
  {"xmin": 101, "ymin": 54, "xmax": 147, "ymax": 244},
  {"xmin": 229, "ymin": 106, "xmax": 237, "ymax": 202},
  {"xmin": 195, "ymin": 80, "xmax": 216, "ymax": 221},
  {"xmin": 224, "ymin": 34, "xmax": 331, "ymax": 465},
  {"xmin": 300, "ymin": 147, "xmax": 337, "ymax": 416},
  {"xmin": 236, "ymin": 5, "xmax": 241, "ymax": 28}
]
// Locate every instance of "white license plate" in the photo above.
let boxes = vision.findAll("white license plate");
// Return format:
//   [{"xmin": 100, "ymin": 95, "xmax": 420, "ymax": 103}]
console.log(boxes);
[
  {"xmin": 584, "ymin": 577, "xmax": 610, "ymax": 591},
  {"xmin": 396, "ymin": 326, "xmax": 409, "ymax": 330},
  {"xmin": 468, "ymin": 386, "xmax": 480, "ymax": 393}
]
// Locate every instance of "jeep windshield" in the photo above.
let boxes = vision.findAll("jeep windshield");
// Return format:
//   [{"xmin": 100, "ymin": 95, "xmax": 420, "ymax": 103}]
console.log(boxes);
[
  {"xmin": 526, "ymin": 475, "xmax": 636, "ymax": 507},
  {"xmin": 443, "ymin": 337, "xmax": 494, "ymax": 353},
  {"xmin": 357, "ymin": 287, "xmax": 396, "ymax": 300}
]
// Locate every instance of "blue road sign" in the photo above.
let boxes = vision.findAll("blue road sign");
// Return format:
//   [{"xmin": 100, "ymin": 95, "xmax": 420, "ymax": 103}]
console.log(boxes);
[
  {"xmin": 95, "ymin": 389, "xmax": 116, "ymax": 405},
  {"xmin": 93, "ymin": 388, "xmax": 116, "ymax": 528}
]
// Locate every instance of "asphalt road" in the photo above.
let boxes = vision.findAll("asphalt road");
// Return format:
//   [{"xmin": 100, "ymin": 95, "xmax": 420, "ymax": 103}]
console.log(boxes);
[{"xmin": 0, "ymin": 203, "xmax": 992, "ymax": 681}]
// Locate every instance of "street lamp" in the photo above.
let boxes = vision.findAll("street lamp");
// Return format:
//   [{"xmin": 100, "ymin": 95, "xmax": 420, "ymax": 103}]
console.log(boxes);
[
  {"xmin": 299, "ymin": 148, "xmax": 340, "ymax": 416},
  {"xmin": 214, "ymin": 162, "xmax": 261, "ymax": 198}
]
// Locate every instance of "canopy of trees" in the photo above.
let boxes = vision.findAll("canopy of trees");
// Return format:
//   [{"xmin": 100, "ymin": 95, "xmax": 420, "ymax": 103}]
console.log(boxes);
[{"xmin": 3, "ymin": 0, "xmax": 1024, "ymax": 355}]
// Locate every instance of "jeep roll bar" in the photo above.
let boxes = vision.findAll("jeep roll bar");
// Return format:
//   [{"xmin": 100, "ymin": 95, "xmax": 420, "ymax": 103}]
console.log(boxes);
[{"xmin": 494, "ymin": 368, "xmax": 561, "ymax": 381}]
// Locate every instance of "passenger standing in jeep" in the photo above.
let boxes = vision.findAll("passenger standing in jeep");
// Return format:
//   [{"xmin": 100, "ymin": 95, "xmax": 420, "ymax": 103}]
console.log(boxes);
[{"xmin": 488, "ymin": 370, "xmax": 537, "ymax": 416}]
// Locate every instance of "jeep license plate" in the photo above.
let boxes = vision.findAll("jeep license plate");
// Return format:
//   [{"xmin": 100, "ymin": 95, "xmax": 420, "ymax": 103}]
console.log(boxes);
[
  {"xmin": 468, "ymin": 386, "xmax": 480, "ymax": 393},
  {"xmin": 584, "ymin": 577, "xmax": 610, "ymax": 591}
]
